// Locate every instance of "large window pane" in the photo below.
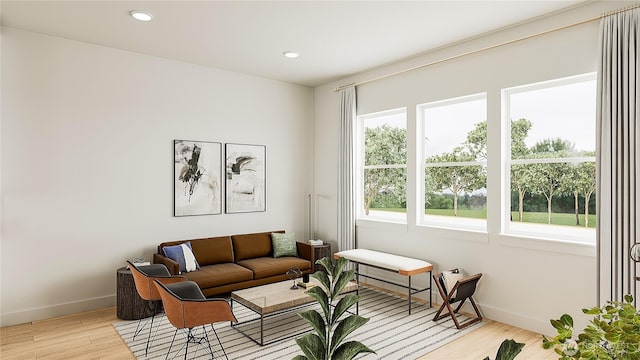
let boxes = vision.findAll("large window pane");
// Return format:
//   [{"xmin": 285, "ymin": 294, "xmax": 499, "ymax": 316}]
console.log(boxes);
[
  {"xmin": 358, "ymin": 108, "xmax": 407, "ymax": 222},
  {"xmin": 505, "ymin": 73, "xmax": 596, "ymax": 242},
  {"xmin": 420, "ymin": 94, "xmax": 487, "ymax": 230}
]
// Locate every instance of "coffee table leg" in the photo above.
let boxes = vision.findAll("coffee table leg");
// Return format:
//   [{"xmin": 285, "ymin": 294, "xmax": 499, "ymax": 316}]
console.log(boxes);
[{"xmin": 260, "ymin": 314, "xmax": 264, "ymax": 346}]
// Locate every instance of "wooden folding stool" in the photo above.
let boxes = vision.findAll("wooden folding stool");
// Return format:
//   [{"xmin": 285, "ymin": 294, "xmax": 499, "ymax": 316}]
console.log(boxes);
[{"xmin": 433, "ymin": 272, "xmax": 483, "ymax": 329}]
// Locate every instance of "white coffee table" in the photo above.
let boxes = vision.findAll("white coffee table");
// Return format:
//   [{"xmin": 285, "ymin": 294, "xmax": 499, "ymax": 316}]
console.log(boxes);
[{"xmin": 230, "ymin": 279, "xmax": 358, "ymax": 346}]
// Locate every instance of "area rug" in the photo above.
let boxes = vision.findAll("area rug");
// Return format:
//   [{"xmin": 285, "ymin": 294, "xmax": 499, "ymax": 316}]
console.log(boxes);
[{"xmin": 113, "ymin": 287, "xmax": 484, "ymax": 359}]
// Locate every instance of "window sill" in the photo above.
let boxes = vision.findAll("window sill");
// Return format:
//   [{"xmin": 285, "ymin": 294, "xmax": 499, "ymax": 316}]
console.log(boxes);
[
  {"xmin": 356, "ymin": 218, "xmax": 407, "ymax": 230},
  {"xmin": 496, "ymin": 233, "xmax": 596, "ymax": 257},
  {"xmin": 355, "ymin": 217, "xmax": 595, "ymax": 256},
  {"xmin": 414, "ymin": 223, "xmax": 489, "ymax": 243},
  {"xmin": 356, "ymin": 218, "xmax": 488, "ymax": 243},
  {"xmin": 358, "ymin": 210, "xmax": 407, "ymax": 223},
  {"xmin": 506, "ymin": 222, "xmax": 595, "ymax": 243}
]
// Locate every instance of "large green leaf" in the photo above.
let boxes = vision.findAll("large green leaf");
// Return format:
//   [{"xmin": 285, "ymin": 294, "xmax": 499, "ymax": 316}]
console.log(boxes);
[
  {"xmin": 312, "ymin": 270, "xmax": 331, "ymax": 292},
  {"xmin": 292, "ymin": 356, "xmax": 308, "ymax": 360},
  {"xmin": 494, "ymin": 339, "xmax": 525, "ymax": 360},
  {"xmin": 330, "ymin": 315, "xmax": 369, "ymax": 354},
  {"xmin": 604, "ymin": 331, "xmax": 621, "ymax": 343},
  {"xmin": 295, "ymin": 333, "xmax": 326, "ymax": 360},
  {"xmin": 334, "ymin": 257, "xmax": 348, "ymax": 278},
  {"xmin": 560, "ymin": 314, "xmax": 573, "ymax": 327},
  {"xmin": 332, "ymin": 340, "xmax": 376, "ymax": 360},
  {"xmin": 298, "ymin": 310, "xmax": 326, "ymax": 340},
  {"xmin": 333, "ymin": 269, "xmax": 355, "ymax": 297},
  {"xmin": 305, "ymin": 286, "xmax": 330, "ymax": 320},
  {"xmin": 331, "ymin": 294, "xmax": 360, "ymax": 323},
  {"xmin": 317, "ymin": 257, "xmax": 335, "ymax": 275}
]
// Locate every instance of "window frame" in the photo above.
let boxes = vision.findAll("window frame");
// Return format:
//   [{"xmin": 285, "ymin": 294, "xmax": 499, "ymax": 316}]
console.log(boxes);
[
  {"xmin": 417, "ymin": 92, "xmax": 488, "ymax": 232},
  {"xmin": 501, "ymin": 72, "xmax": 597, "ymax": 244},
  {"xmin": 356, "ymin": 107, "xmax": 408, "ymax": 223}
]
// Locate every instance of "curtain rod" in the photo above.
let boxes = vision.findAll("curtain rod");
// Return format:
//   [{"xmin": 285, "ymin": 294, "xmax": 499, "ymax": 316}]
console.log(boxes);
[{"xmin": 334, "ymin": 3, "xmax": 640, "ymax": 92}]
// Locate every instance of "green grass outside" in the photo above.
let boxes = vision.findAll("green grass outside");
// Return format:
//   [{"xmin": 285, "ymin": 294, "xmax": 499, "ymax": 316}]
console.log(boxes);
[
  {"xmin": 370, "ymin": 208, "xmax": 596, "ymax": 228},
  {"xmin": 510, "ymin": 211, "xmax": 596, "ymax": 228},
  {"xmin": 426, "ymin": 208, "xmax": 487, "ymax": 219}
]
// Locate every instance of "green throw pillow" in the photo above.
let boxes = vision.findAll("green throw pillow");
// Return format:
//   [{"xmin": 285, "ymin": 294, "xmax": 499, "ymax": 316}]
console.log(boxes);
[{"xmin": 271, "ymin": 232, "xmax": 298, "ymax": 258}]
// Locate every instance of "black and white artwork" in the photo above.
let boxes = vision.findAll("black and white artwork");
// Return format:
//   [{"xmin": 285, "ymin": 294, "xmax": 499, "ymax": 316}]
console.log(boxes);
[
  {"xmin": 225, "ymin": 143, "xmax": 266, "ymax": 213},
  {"xmin": 174, "ymin": 140, "xmax": 222, "ymax": 216}
]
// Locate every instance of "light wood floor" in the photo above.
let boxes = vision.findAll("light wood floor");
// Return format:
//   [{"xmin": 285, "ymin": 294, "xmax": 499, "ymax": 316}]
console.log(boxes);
[{"xmin": 1, "ymin": 305, "xmax": 556, "ymax": 360}]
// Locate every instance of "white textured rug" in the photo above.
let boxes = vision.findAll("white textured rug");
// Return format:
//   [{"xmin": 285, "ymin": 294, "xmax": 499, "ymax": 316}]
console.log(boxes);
[{"xmin": 114, "ymin": 287, "xmax": 484, "ymax": 359}]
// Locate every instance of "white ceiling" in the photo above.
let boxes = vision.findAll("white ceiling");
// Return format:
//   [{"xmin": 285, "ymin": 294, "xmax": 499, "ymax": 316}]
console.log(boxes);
[{"xmin": 0, "ymin": 1, "xmax": 588, "ymax": 87}]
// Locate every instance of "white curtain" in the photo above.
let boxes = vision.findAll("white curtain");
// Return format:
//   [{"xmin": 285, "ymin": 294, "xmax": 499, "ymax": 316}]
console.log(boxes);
[
  {"xmin": 597, "ymin": 8, "xmax": 639, "ymax": 304},
  {"xmin": 338, "ymin": 86, "xmax": 357, "ymax": 251}
]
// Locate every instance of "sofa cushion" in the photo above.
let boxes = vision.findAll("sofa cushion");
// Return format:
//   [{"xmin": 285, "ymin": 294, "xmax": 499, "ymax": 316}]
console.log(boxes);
[
  {"xmin": 271, "ymin": 232, "xmax": 298, "ymax": 258},
  {"xmin": 237, "ymin": 257, "xmax": 311, "ymax": 280},
  {"xmin": 159, "ymin": 236, "xmax": 234, "ymax": 267},
  {"xmin": 182, "ymin": 263, "xmax": 254, "ymax": 289},
  {"xmin": 189, "ymin": 236, "xmax": 234, "ymax": 266},
  {"xmin": 232, "ymin": 231, "xmax": 283, "ymax": 261}
]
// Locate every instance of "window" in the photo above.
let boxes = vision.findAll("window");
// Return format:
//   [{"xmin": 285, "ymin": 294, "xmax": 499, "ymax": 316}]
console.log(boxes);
[
  {"xmin": 503, "ymin": 73, "xmax": 596, "ymax": 243},
  {"xmin": 356, "ymin": 108, "xmax": 407, "ymax": 222},
  {"xmin": 418, "ymin": 94, "xmax": 487, "ymax": 230}
]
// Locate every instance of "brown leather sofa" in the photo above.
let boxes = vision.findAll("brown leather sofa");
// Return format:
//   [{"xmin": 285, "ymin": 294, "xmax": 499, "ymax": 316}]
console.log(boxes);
[{"xmin": 153, "ymin": 230, "xmax": 315, "ymax": 297}]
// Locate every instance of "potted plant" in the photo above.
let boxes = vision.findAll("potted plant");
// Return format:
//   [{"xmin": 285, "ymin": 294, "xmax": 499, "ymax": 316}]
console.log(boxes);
[
  {"xmin": 293, "ymin": 257, "xmax": 375, "ymax": 360},
  {"xmin": 542, "ymin": 294, "xmax": 640, "ymax": 359},
  {"xmin": 483, "ymin": 339, "xmax": 525, "ymax": 360}
]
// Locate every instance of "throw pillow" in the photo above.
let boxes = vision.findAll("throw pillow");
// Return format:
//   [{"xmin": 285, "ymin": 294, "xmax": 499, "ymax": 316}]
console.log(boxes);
[
  {"xmin": 441, "ymin": 268, "xmax": 464, "ymax": 298},
  {"xmin": 162, "ymin": 241, "xmax": 200, "ymax": 273},
  {"xmin": 271, "ymin": 232, "xmax": 298, "ymax": 258}
]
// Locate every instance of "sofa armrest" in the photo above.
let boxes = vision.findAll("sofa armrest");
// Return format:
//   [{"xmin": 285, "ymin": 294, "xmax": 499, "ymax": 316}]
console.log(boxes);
[
  {"xmin": 296, "ymin": 242, "xmax": 315, "ymax": 270},
  {"xmin": 153, "ymin": 253, "xmax": 180, "ymax": 275}
]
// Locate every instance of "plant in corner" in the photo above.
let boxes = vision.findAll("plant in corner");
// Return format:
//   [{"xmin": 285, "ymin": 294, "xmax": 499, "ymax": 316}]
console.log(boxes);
[
  {"xmin": 293, "ymin": 257, "xmax": 375, "ymax": 360},
  {"xmin": 483, "ymin": 339, "xmax": 525, "ymax": 360},
  {"xmin": 542, "ymin": 294, "xmax": 640, "ymax": 359}
]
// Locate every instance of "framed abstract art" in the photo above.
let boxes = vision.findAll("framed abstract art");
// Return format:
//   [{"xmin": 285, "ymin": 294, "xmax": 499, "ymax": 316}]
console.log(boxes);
[
  {"xmin": 225, "ymin": 143, "xmax": 266, "ymax": 213},
  {"xmin": 174, "ymin": 140, "xmax": 222, "ymax": 216}
]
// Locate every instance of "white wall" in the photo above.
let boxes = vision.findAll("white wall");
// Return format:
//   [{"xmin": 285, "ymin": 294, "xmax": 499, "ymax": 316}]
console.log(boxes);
[
  {"xmin": 0, "ymin": 28, "xmax": 314, "ymax": 326},
  {"xmin": 313, "ymin": 1, "xmax": 634, "ymax": 335}
]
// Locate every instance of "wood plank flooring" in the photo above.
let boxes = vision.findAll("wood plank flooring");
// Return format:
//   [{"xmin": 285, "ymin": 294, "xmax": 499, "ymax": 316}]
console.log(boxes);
[{"xmin": 1, "ymin": 305, "xmax": 555, "ymax": 360}]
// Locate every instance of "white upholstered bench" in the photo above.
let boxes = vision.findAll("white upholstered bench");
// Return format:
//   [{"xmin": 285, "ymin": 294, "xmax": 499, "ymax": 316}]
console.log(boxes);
[{"xmin": 334, "ymin": 248, "xmax": 433, "ymax": 314}]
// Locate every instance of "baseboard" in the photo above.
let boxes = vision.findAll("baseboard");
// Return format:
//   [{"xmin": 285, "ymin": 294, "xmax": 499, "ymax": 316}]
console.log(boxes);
[
  {"xmin": 1, "ymin": 295, "xmax": 115, "ymax": 327},
  {"xmin": 479, "ymin": 303, "xmax": 552, "ymax": 336}
]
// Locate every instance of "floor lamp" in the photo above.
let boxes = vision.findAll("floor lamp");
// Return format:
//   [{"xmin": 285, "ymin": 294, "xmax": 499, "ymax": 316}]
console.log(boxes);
[
  {"xmin": 307, "ymin": 193, "xmax": 323, "ymax": 245},
  {"xmin": 307, "ymin": 193, "xmax": 315, "ymax": 241}
]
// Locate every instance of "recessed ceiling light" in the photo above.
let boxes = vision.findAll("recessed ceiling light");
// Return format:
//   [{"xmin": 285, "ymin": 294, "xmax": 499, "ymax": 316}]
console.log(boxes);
[
  {"xmin": 130, "ymin": 10, "xmax": 153, "ymax": 22},
  {"xmin": 283, "ymin": 51, "xmax": 300, "ymax": 59}
]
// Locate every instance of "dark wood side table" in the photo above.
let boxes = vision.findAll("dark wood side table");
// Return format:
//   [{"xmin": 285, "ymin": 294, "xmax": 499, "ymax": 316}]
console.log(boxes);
[
  {"xmin": 116, "ymin": 267, "xmax": 161, "ymax": 320},
  {"xmin": 312, "ymin": 244, "xmax": 332, "ymax": 272}
]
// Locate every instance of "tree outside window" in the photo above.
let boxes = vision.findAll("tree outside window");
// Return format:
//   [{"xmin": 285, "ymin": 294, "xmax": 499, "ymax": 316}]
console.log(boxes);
[
  {"xmin": 358, "ymin": 109, "xmax": 407, "ymax": 221},
  {"xmin": 420, "ymin": 94, "xmax": 487, "ymax": 229},
  {"xmin": 505, "ymin": 73, "xmax": 596, "ymax": 236}
]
